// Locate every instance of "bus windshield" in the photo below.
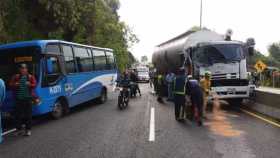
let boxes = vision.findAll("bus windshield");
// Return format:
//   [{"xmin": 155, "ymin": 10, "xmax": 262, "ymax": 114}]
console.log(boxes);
[
  {"xmin": 0, "ymin": 46, "xmax": 40, "ymax": 84},
  {"xmin": 196, "ymin": 44, "xmax": 244, "ymax": 65}
]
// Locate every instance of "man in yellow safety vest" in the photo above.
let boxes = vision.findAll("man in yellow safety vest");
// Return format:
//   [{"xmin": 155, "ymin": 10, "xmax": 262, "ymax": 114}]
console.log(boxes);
[{"xmin": 200, "ymin": 71, "xmax": 211, "ymax": 118}]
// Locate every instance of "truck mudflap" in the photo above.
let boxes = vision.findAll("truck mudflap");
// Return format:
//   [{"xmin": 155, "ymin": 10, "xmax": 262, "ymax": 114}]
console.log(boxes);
[{"xmin": 210, "ymin": 86, "xmax": 250, "ymax": 99}]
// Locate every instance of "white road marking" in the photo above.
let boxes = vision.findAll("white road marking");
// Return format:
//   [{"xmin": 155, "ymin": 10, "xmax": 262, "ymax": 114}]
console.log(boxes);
[
  {"xmin": 241, "ymin": 108, "xmax": 280, "ymax": 128},
  {"xmin": 2, "ymin": 128, "xmax": 16, "ymax": 136},
  {"xmin": 149, "ymin": 107, "xmax": 155, "ymax": 142}
]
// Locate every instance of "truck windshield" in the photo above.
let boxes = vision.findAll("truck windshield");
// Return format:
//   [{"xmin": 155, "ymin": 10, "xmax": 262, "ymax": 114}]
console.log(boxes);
[
  {"xmin": 196, "ymin": 44, "xmax": 244, "ymax": 65},
  {"xmin": 0, "ymin": 46, "xmax": 40, "ymax": 85}
]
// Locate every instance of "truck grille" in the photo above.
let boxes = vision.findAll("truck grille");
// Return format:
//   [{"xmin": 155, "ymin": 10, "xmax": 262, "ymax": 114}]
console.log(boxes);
[
  {"xmin": 211, "ymin": 73, "xmax": 238, "ymax": 80},
  {"xmin": 211, "ymin": 79, "xmax": 248, "ymax": 87}
]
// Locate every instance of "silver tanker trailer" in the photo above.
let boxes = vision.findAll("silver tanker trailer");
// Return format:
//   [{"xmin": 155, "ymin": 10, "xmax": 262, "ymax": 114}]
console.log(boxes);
[{"xmin": 152, "ymin": 30, "xmax": 255, "ymax": 105}]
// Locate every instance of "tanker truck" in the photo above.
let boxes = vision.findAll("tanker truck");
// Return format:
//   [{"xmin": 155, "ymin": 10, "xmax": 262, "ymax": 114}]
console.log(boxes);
[{"xmin": 152, "ymin": 30, "xmax": 255, "ymax": 105}]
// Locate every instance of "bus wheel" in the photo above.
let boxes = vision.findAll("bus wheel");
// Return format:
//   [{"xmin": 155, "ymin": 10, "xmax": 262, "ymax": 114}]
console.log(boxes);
[
  {"xmin": 98, "ymin": 88, "xmax": 107, "ymax": 104},
  {"xmin": 51, "ymin": 100, "xmax": 64, "ymax": 119}
]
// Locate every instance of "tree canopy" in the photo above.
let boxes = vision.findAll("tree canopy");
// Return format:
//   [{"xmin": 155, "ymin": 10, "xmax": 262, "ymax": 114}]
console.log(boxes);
[{"xmin": 0, "ymin": 0, "xmax": 138, "ymax": 71}]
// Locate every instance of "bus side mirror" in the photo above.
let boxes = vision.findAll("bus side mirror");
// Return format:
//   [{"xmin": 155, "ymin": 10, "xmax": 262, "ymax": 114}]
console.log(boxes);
[{"xmin": 46, "ymin": 59, "xmax": 53, "ymax": 74}]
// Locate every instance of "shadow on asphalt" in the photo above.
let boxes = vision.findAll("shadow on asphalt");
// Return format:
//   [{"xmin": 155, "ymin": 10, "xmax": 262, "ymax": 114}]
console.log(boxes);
[{"xmin": 2, "ymin": 99, "xmax": 104, "ymax": 132}]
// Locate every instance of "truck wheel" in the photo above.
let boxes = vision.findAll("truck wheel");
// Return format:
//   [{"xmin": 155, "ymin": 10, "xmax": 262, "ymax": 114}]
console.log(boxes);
[
  {"xmin": 227, "ymin": 99, "xmax": 243, "ymax": 106},
  {"xmin": 51, "ymin": 100, "xmax": 64, "ymax": 119}
]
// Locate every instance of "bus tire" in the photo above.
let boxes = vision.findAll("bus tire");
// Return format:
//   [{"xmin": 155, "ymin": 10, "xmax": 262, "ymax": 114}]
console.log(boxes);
[
  {"xmin": 51, "ymin": 100, "xmax": 64, "ymax": 119},
  {"xmin": 98, "ymin": 88, "xmax": 107, "ymax": 104}
]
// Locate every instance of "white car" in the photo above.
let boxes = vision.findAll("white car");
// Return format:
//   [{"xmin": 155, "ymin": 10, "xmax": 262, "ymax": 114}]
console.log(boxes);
[{"xmin": 137, "ymin": 71, "xmax": 150, "ymax": 82}]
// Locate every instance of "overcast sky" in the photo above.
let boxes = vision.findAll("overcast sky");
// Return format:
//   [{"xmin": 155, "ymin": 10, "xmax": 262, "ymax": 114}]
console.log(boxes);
[{"xmin": 119, "ymin": 0, "xmax": 280, "ymax": 61}]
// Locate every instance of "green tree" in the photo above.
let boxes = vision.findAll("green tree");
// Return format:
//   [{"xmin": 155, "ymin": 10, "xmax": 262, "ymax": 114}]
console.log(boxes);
[
  {"xmin": 268, "ymin": 42, "xmax": 280, "ymax": 62},
  {"xmin": 0, "ymin": 0, "xmax": 138, "ymax": 71}
]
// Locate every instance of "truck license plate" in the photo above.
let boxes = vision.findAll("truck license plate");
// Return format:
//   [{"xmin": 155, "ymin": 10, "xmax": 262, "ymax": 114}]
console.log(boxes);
[{"xmin": 227, "ymin": 88, "xmax": 236, "ymax": 94}]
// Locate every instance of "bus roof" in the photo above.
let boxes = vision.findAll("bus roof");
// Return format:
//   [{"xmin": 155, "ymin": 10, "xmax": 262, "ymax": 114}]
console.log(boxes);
[{"xmin": 0, "ymin": 40, "xmax": 113, "ymax": 52}]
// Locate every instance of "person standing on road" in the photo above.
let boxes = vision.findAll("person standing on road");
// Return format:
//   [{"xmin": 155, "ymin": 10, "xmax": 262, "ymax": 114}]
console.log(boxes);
[
  {"xmin": 153, "ymin": 69, "xmax": 158, "ymax": 94},
  {"xmin": 186, "ymin": 78, "xmax": 204, "ymax": 126},
  {"xmin": 156, "ymin": 72, "xmax": 164, "ymax": 103},
  {"xmin": 166, "ymin": 70, "xmax": 175, "ymax": 101},
  {"xmin": 0, "ymin": 78, "xmax": 6, "ymax": 143},
  {"xmin": 149, "ymin": 69, "xmax": 155, "ymax": 89},
  {"xmin": 9, "ymin": 63, "xmax": 37, "ymax": 136},
  {"xmin": 200, "ymin": 71, "xmax": 211, "ymax": 118},
  {"xmin": 173, "ymin": 68, "xmax": 186, "ymax": 121}
]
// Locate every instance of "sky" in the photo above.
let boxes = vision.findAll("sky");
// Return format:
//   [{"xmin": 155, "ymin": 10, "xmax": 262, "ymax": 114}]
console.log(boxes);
[{"xmin": 118, "ymin": 0, "xmax": 280, "ymax": 61}]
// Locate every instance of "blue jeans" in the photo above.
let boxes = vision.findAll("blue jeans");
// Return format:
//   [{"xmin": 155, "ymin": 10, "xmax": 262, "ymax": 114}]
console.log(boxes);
[{"xmin": 168, "ymin": 84, "xmax": 173, "ymax": 100}]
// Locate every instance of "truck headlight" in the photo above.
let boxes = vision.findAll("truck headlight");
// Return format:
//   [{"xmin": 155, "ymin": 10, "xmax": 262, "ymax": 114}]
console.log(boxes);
[{"xmin": 226, "ymin": 74, "xmax": 231, "ymax": 79}]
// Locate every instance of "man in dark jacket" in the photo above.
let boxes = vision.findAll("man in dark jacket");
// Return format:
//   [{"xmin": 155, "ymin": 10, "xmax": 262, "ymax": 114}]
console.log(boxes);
[
  {"xmin": 186, "ymin": 78, "xmax": 204, "ymax": 126},
  {"xmin": 173, "ymin": 68, "xmax": 186, "ymax": 121},
  {"xmin": 9, "ymin": 63, "xmax": 37, "ymax": 136},
  {"xmin": 130, "ymin": 70, "xmax": 141, "ymax": 96}
]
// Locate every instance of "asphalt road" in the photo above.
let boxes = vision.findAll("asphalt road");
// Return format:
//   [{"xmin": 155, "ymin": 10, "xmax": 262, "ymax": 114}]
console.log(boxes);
[{"xmin": 1, "ymin": 84, "xmax": 280, "ymax": 158}]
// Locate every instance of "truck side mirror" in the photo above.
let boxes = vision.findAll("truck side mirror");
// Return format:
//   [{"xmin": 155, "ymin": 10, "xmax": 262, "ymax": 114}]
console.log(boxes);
[
  {"xmin": 248, "ymin": 47, "xmax": 255, "ymax": 56},
  {"xmin": 246, "ymin": 38, "xmax": 255, "ymax": 56},
  {"xmin": 46, "ymin": 59, "xmax": 53, "ymax": 74}
]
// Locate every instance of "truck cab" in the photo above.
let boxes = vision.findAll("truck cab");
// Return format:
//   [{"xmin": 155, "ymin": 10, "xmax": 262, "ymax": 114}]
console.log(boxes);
[{"xmin": 187, "ymin": 40, "xmax": 254, "ymax": 105}]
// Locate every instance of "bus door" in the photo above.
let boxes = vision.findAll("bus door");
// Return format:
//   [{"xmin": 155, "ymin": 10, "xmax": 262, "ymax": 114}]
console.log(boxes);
[{"xmin": 40, "ymin": 55, "xmax": 65, "ymax": 113}]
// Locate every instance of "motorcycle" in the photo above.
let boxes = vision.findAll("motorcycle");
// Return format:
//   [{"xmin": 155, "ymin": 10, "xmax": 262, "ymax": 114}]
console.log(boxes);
[{"xmin": 117, "ymin": 86, "xmax": 130, "ymax": 110}]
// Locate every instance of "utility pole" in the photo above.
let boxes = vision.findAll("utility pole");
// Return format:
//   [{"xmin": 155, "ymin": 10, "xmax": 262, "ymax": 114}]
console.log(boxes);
[{"xmin": 200, "ymin": 0, "xmax": 203, "ymax": 29}]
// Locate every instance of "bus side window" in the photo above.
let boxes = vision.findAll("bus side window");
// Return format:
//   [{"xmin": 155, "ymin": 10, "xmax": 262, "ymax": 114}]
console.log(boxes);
[
  {"xmin": 106, "ymin": 51, "xmax": 115, "ymax": 70},
  {"xmin": 93, "ymin": 49, "xmax": 106, "ymax": 70},
  {"xmin": 62, "ymin": 45, "xmax": 76, "ymax": 73},
  {"xmin": 44, "ymin": 56, "xmax": 62, "ymax": 86},
  {"xmin": 46, "ymin": 44, "xmax": 61, "ymax": 55},
  {"xmin": 74, "ymin": 46, "xmax": 93, "ymax": 72}
]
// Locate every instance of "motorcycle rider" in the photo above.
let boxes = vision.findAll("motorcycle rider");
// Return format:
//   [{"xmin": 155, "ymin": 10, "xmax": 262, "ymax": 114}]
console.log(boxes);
[
  {"xmin": 117, "ymin": 70, "xmax": 131, "ymax": 98},
  {"xmin": 130, "ymin": 70, "xmax": 141, "ymax": 96}
]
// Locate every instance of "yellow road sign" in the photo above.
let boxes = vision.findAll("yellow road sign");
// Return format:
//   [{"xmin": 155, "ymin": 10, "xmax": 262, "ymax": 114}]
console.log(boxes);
[{"xmin": 254, "ymin": 60, "xmax": 267, "ymax": 72}]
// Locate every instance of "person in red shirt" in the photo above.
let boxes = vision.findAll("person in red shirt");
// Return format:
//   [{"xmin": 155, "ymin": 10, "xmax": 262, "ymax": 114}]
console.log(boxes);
[{"xmin": 9, "ymin": 63, "xmax": 36, "ymax": 136}]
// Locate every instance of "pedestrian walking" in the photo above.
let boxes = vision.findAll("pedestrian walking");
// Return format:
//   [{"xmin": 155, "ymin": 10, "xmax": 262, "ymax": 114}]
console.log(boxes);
[
  {"xmin": 166, "ymin": 70, "xmax": 175, "ymax": 101},
  {"xmin": 173, "ymin": 68, "xmax": 186, "ymax": 121},
  {"xmin": 0, "ymin": 78, "xmax": 6, "ymax": 143},
  {"xmin": 200, "ymin": 71, "xmax": 211, "ymax": 119},
  {"xmin": 9, "ymin": 63, "xmax": 37, "ymax": 136}
]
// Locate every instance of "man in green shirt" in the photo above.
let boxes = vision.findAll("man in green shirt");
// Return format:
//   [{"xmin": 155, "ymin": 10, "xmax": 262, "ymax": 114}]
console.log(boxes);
[{"xmin": 10, "ymin": 63, "xmax": 37, "ymax": 136}]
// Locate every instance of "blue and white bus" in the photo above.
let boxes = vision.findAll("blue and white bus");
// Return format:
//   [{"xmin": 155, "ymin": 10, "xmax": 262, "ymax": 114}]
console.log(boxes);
[{"xmin": 0, "ymin": 40, "xmax": 118, "ymax": 119}]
